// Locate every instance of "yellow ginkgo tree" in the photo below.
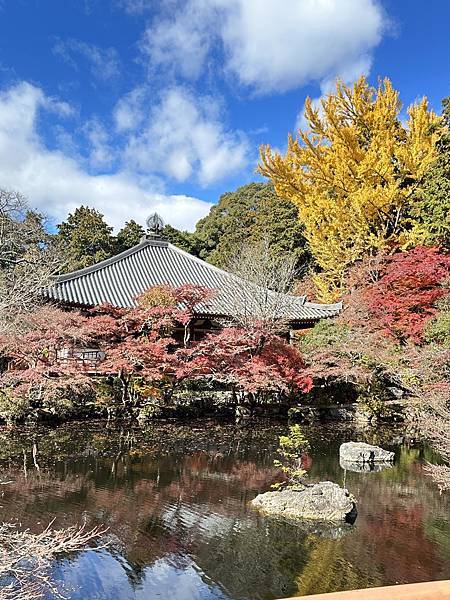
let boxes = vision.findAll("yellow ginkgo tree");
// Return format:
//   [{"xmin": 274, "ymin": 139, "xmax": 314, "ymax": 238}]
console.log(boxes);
[{"xmin": 259, "ymin": 76, "xmax": 441, "ymax": 300}]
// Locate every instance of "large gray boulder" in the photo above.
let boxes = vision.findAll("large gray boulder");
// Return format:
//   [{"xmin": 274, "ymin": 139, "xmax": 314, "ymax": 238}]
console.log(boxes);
[
  {"xmin": 340, "ymin": 441, "xmax": 394, "ymax": 464},
  {"xmin": 250, "ymin": 482, "xmax": 357, "ymax": 523}
]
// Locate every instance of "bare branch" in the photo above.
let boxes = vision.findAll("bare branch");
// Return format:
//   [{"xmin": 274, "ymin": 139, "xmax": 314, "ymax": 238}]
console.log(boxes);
[
  {"xmin": 0, "ymin": 517, "xmax": 107, "ymax": 600},
  {"xmin": 225, "ymin": 238, "xmax": 301, "ymax": 333},
  {"xmin": 0, "ymin": 189, "xmax": 62, "ymax": 335}
]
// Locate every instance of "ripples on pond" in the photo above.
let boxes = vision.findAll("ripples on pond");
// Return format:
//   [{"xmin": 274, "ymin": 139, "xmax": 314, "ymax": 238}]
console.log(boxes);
[{"xmin": 0, "ymin": 422, "xmax": 449, "ymax": 599}]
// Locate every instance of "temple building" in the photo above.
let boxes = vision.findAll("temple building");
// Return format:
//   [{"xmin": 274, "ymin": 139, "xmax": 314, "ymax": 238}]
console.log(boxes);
[{"xmin": 44, "ymin": 214, "xmax": 341, "ymax": 337}]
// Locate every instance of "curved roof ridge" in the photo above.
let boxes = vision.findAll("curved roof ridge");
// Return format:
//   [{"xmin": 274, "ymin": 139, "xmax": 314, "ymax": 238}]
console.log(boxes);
[
  {"xmin": 54, "ymin": 239, "xmax": 163, "ymax": 283},
  {"xmin": 167, "ymin": 243, "xmax": 243, "ymax": 281},
  {"xmin": 44, "ymin": 238, "xmax": 342, "ymax": 319}
]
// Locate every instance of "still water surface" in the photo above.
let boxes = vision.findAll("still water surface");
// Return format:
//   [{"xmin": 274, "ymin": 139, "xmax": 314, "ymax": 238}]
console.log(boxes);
[{"xmin": 0, "ymin": 421, "xmax": 449, "ymax": 599}]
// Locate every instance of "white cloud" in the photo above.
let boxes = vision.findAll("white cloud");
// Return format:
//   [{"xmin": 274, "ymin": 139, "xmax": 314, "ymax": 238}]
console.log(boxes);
[
  {"xmin": 122, "ymin": 86, "xmax": 250, "ymax": 186},
  {"xmin": 83, "ymin": 118, "xmax": 116, "ymax": 168},
  {"xmin": 113, "ymin": 87, "xmax": 146, "ymax": 132},
  {"xmin": 53, "ymin": 39, "xmax": 121, "ymax": 82},
  {"xmin": 142, "ymin": 0, "xmax": 386, "ymax": 95},
  {"xmin": 220, "ymin": 0, "xmax": 384, "ymax": 93},
  {"xmin": 0, "ymin": 82, "xmax": 212, "ymax": 231},
  {"xmin": 140, "ymin": 5, "xmax": 213, "ymax": 80}
]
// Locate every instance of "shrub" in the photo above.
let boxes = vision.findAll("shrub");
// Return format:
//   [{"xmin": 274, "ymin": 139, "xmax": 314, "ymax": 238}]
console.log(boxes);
[
  {"xmin": 424, "ymin": 295, "xmax": 450, "ymax": 347},
  {"xmin": 273, "ymin": 424, "xmax": 310, "ymax": 489},
  {"xmin": 0, "ymin": 387, "xmax": 31, "ymax": 425},
  {"xmin": 297, "ymin": 320, "xmax": 351, "ymax": 352}
]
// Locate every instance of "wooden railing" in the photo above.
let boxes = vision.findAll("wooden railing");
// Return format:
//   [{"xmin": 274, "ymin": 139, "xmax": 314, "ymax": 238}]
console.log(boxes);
[
  {"xmin": 56, "ymin": 347, "xmax": 106, "ymax": 373},
  {"xmin": 280, "ymin": 580, "xmax": 450, "ymax": 600}
]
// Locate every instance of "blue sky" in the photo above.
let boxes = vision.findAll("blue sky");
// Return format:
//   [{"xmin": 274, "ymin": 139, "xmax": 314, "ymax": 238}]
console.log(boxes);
[{"xmin": 0, "ymin": 0, "xmax": 449, "ymax": 231}]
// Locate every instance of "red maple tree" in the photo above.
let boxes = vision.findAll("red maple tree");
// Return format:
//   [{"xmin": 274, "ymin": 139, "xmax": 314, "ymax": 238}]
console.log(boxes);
[
  {"xmin": 362, "ymin": 247, "xmax": 450, "ymax": 343},
  {"xmin": 0, "ymin": 305, "xmax": 101, "ymax": 421},
  {"xmin": 178, "ymin": 325, "xmax": 312, "ymax": 405},
  {"xmin": 1, "ymin": 284, "xmax": 313, "ymax": 422}
]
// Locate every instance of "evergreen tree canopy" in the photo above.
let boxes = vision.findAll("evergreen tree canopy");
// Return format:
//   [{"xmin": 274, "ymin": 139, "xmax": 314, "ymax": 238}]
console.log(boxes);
[
  {"xmin": 57, "ymin": 206, "xmax": 115, "ymax": 272},
  {"xmin": 54, "ymin": 185, "xmax": 311, "ymax": 275},
  {"xmin": 411, "ymin": 97, "xmax": 450, "ymax": 248},
  {"xmin": 162, "ymin": 224, "xmax": 199, "ymax": 256},
  {"xmin": 116, "ymin": 220, "xmax": 145, "ymax": 253},
  {"xmin": 193, "ymin": 182, "xmax": 310, "ymax": 271}
]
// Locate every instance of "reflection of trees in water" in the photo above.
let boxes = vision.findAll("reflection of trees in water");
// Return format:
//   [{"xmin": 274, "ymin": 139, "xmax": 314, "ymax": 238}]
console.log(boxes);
[
  {"xmin": 0, "ymin": 430, "xmax": 281, "ymax": 570},
  {"xmin": 193, "ymin": 515, "xmax": 357, "ymax": 600},
  {"xmin": 0, "ymin": 424, "xmax": 449, "ymax": 599},
  {"xmin": 296, "ymin": 536, "xmax": 383, "ymax": 596},
  {"xmin": 296, "ymin": 495, "xmax": 450, "ymax": 596},
  {"xmin": 195, "ymin": 517, "xmax": 311, "ymax": 600},
  {"xmin": 295, "ymin": 445, "xmax": 450, "ymax": 596}
]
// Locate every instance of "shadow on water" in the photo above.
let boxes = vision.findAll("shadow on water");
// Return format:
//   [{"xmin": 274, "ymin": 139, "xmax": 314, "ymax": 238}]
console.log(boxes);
[{"xmin": 0, "ymin": 421, "xmax": 449, "ymax": 599}]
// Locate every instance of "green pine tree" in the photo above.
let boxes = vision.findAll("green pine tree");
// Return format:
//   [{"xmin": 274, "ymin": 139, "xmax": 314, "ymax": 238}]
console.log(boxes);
[
  {"xmin": 57, "ymin": 206, "xmax": 115, "ymax": 272},
  {"xmin": 162, "ymin": 224, "xmax": 199, "ymax": 255},
  {"xmin": 115, "ymin": 220, "xmax": 145, "ymax": 253}
]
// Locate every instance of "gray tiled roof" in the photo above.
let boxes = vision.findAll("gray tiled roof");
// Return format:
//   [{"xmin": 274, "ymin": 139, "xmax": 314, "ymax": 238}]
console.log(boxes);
[{"xmin": 44, "ymin": 238, "xmax": 342, "ymax": 323}]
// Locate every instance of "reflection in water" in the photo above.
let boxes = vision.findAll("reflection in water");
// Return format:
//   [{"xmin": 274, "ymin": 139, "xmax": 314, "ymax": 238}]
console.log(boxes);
[
  {"xmin": 339, "ymin": 458, "xmax": 394, "ymax": 472},
  {"xmin": 0, "ymin": 422, "xmax": 449, "ymax": 599}
]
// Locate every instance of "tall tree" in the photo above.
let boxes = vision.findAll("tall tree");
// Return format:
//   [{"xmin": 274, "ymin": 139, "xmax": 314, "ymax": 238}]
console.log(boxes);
[
  {"xmin": 115, "ymin": 220, "xmax": 145, "ymax": 253},
  {"xmin": 410, "ymin": 96, "xmax": 450, "ymax": 248},
  {"xmin": 115, "ymin": 220, "xmax": 200, "ymax": 255},
  {"xmin": 0, "ymin": 189, "xmax": 60, "ymax": 333},
  {"xmin": 57, "ymin": 206, "xmax": 115, "ymax": 272},
  {"xmin": 162, "ymin": 224, "xmax": 199, "ymax": 255},
  {"xmin": 194, "ymin": 182, "xmax": 310, "ymax": 271},
  {"xmin": 259, "ymin": 77, "xmax": 440, "ymax": 300}
]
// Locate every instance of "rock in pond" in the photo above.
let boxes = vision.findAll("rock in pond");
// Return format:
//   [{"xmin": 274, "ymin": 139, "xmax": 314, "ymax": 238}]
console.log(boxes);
[
  {"xmin": 250, "ymin": 481, "xmax": 357, "ymax": 524},
  {"xmin": 340, "ymin": 441, "xmax": 394, "ymax": 464}
]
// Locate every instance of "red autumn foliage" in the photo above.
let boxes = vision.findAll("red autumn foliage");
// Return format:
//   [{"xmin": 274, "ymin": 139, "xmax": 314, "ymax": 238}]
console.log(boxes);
[
  {"xmin": 1, "ymin": 284, "xmax": 312, "ymax": 420},
  {"xmin": 178, "ymin": 325, "xmax": 312, "ymax": 398},
  {"xmin": 97, "ymin": 284, "xmax": 214, "ymax": 380},
  {"xmin": 0, "ymin": 285, "xmax": 214, "ymax": 417},
  {"xmin": 0, "ymin": 306, "xmax": 99, "ymax": 420},
  {"xmin": 135, "ymin": 284, "xmax": 215, "ymax": 344},
  {"xmin": 1, "ymin": 305, "xmax": 95, "ymax": 375},
  {"xmin": 359, "ymin": 247, "xmax": 450, "ymax": 344}
]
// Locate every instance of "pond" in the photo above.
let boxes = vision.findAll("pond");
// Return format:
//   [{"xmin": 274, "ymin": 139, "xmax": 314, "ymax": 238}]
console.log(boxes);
[{"xmin": 0, "ymin": 420, "xmax": 449, "ymax": 599}]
